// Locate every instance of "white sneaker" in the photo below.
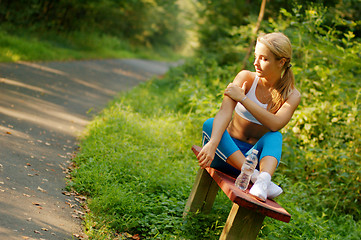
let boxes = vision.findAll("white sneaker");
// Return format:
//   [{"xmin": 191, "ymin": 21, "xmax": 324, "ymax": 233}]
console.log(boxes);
[
  {"xmin": 251, "ymin": 170, "xmax": 283, "ymax": 199},
  {"xmin": 267, "ymin": 183, "xmax": 283, "ymax": 199},
  {"xmin": 249, "ymin": 172, "xmax": 271, "ymax": 202}
]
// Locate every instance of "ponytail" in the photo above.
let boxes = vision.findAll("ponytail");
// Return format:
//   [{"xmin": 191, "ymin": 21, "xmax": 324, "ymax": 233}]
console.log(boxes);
[{"xmin": 269, "ymin": 63, "xmax": 295, "ymax": 113}]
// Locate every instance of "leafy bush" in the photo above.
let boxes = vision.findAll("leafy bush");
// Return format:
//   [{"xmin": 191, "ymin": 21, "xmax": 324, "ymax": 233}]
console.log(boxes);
[
  {"xmin": 0, "ymin": 0, "xmax": 186, "ymax": 50},
  {"xmin": 195, "ymin": 0, "xmax": 361, "ymax": 66},
  {"xmin": 269, "ymin": 6, "xmax": 361, "ymax": 219}
]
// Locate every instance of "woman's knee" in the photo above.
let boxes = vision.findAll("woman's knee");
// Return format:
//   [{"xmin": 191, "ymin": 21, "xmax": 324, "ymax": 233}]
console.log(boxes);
[
  {"xmin": 203, "ymin": 118, "xmax": 214, "ymax": 133},
  {"xmin": 263, "ymin": 131, "xmax": 282, "ymax": 142}
]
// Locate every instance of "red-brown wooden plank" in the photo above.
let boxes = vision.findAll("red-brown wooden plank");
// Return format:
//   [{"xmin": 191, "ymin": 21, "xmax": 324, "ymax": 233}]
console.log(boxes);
[{"xmin": 192, "ymin": 145, "xmax": 291, "ymax": 223}]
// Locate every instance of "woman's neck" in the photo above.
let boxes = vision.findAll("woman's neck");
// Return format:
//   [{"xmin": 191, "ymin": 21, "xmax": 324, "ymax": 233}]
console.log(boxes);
[{"xmin": 260, "ymin": 74, "xmax": 281, "ymax": 88}]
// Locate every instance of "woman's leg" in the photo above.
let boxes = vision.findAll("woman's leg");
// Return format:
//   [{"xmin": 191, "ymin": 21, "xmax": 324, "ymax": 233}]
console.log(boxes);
[
  {"xmin": 202, "ymin": 118, "xmax": 248, "ymax": 177},
  {"xmin": 249, "ymin": 131, "xmax": 283, "ymax": 201},
  {"xmin": 259, "ymin": 156, "xmax": 278, "ymax": 176},
  {"xmin": 248, "ymin": 131, "xmax": 283, "ymax": 175},
  {"xmin": 202, "ymin": 118, "xmax": 283, "ymax": 186}
]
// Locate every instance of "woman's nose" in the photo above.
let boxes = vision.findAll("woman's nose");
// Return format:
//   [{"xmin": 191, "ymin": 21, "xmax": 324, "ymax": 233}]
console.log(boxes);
[{"xmin": 254, "ymin": 57, "xmax": 259, "ymax": 66}]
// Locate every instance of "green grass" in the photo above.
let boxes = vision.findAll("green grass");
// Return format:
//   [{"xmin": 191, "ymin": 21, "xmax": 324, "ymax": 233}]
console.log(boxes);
[
  {"xmin": 0, "ymin": 28, "xmax": 183, "ymax": 62},
  {"xmin": 70, "ymin": 87, "xmax": 227, "ymax": 239},
  {"xmin": 68, "ymin": 63, "xmax": 234, "ymax": 239}
]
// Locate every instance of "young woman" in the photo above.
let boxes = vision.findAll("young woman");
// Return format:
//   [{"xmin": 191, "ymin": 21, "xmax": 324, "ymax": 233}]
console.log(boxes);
[{"xmin": 197, "ymin": 32, "xmax": 301, "ymax": 201}]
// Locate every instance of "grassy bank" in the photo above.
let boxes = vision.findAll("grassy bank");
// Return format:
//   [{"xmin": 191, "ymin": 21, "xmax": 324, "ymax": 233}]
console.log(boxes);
[{"xmin": 0, "ymin": 28, "xmax": 183, "ymax": 62}]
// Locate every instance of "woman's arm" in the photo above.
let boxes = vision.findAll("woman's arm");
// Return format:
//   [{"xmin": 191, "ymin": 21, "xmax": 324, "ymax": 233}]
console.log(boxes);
[
  {"xmin": 197, "ymin": 95, "xmax": 237, "ymax": 168},
  {"xmin": 224, "ymin": 72, "xmax": 301, "ymax": 132}
]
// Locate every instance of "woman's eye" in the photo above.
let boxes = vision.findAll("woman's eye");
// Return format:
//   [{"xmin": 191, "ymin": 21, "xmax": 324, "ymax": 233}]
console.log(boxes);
[{"xmin": 254, "ymin": 56, "xmax": 268, "ymax": 61}]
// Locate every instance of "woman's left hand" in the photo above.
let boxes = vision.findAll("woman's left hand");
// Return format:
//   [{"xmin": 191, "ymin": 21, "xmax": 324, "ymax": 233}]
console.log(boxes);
[{"xmin": 224, "ymin": 82, "xmax": 246, "ymax": 102}]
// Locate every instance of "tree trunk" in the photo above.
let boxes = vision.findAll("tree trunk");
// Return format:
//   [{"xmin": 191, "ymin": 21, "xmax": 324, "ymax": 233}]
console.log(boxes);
[{"xmin": 241, "ymin": 0, "xmax": 267, "ymax": 70}]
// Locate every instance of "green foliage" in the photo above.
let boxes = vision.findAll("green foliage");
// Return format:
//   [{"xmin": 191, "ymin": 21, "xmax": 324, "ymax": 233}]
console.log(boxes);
[
  {"xmin": 196, "ymin": 0, "xmax": 361, "ymax": 66},
  {"xmin": 195, "ymin": 0, "xmax": 259, "ymax": 65},
  {"xmin": 0, "ymin": 0, "xmax": 186, "ymax": 50},
  {"xmin": 265, "ymin": 6, "xmax": 361, "ymax": 219}
]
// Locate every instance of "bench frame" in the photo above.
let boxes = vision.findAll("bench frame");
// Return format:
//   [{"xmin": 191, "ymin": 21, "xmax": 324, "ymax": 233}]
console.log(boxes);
[{"xmin": 183, "ymin": 145, "xmax": 291, "ymax": 240}]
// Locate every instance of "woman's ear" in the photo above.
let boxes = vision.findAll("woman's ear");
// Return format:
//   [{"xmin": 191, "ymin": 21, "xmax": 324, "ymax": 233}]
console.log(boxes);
[{"xmin": 279, "ymin": 58, "xmax": 287, "ymax": 68}]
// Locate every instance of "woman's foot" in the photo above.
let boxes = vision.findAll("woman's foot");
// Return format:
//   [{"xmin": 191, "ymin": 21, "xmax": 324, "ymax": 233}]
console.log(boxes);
[
  {"xmin": 251, "ymin": 170, "xmax": 283, "ymax": 200},
  {"xmin": 249, "ymin": 172, "xmax": 271, "ymax": 202}
]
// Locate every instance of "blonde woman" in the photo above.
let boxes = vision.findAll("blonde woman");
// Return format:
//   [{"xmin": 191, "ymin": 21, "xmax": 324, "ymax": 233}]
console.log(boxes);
[{"xmin": 197, "ymin": 32, "xmax": 301, "ymax": 201}]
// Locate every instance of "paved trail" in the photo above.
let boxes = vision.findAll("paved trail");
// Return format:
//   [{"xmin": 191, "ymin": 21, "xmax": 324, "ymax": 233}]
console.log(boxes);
[{"xmin": 0, "ymin": 59, "xmax": 176, "ymax": 240}]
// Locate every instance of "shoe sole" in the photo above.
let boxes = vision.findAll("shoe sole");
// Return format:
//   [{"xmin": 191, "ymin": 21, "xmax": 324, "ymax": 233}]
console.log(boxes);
[{"xmin": 250, "ymin": 192, "xmax": 266, "ymax": 202}]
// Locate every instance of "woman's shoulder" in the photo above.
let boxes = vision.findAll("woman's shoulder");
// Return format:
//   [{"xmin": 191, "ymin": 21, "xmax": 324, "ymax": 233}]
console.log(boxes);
[
  {"xmin": 234, "ymin": 70, "xmax": 257, "ymax": 92},
  {"xmin": 235, "ymin": 70, "xmax": 256, "ymax": 78},
  {"xmin": 234, "ymin": 70, "xmax": 257, "ymax": 84}
]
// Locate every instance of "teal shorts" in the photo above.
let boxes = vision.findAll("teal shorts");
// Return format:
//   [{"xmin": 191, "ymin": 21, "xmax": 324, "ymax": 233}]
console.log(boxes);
[{"xmin": 202, "ymin": 118, "xmax": 282, "ymax": 177}]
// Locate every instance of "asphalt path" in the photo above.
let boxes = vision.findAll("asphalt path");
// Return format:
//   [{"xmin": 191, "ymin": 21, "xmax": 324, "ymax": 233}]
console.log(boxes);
[{"xmin": 0, "ymin": 59, "xmax": 177, "ymax": 240}]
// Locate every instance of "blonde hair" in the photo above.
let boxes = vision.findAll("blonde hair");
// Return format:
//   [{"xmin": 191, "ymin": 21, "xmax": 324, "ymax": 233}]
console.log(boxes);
[{"xmin": 257, "ymin": 32, "xmax": 295, "ymax": 113}]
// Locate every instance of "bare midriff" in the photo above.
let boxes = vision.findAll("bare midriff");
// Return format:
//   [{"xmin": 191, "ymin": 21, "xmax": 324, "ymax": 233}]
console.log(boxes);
[{"xmin": 227, "ymin": 113, "xmax": 269, "ymax": 145}]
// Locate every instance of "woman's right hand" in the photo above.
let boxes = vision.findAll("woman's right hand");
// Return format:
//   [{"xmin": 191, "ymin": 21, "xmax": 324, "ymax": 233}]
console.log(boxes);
[
  {"xmin": 197, "ymin": 141, "xmax": 217, "ymax": 169},
  {"xmin": 224, "ymin": 81, "xmax": 247, "ymax": 102}
]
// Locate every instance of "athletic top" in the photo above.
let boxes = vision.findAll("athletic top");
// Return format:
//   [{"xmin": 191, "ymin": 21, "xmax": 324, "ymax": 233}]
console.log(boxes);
[{"xmin": 234, "ymin": 76, "xmax": 268, "ymax": 125}]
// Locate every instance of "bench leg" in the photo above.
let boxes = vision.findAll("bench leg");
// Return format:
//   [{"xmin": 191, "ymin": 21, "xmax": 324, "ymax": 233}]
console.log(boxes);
[
  {"xmin": 220, "ymin": 203, "xmax": 265, "ymax": 240},
  {"xmin": 183, "ymin": 168, "xmax": 219, "ymax": 217}
]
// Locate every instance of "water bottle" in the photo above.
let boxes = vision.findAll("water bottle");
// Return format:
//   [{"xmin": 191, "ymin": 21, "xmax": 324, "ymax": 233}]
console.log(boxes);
[{"xmin": 235, "ymin": 149, "xmax": 259, "ymax": 190}]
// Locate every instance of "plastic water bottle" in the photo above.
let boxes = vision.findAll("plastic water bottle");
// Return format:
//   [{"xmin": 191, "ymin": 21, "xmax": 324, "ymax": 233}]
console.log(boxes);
[{"xmin": 235, "ymin": 149, "xmax": 259, "ymax": 190}]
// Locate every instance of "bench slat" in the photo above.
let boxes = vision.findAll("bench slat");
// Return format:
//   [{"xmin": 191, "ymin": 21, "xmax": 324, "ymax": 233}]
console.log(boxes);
[{"xmin": 192, "ymin": 145, "xmax": 291, "ymax": 223}]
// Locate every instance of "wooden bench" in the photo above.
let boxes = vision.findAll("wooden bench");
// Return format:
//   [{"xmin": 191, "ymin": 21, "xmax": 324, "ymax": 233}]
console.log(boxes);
[{"xmin": 183, "ymin": 145, "xmax": 291, "ymax": 240}]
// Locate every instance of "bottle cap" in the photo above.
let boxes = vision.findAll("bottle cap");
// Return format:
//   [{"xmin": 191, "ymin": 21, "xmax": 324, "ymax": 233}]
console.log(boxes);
[{"xmin": 252, "ymin": 149, "xmax": 259, "ymax": 155}]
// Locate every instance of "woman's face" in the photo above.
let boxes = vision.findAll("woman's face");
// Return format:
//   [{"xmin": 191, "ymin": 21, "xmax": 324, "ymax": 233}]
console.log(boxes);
[{"xmin": 254, "ymin": 41, "xmax": 283, "ymax": 79}]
